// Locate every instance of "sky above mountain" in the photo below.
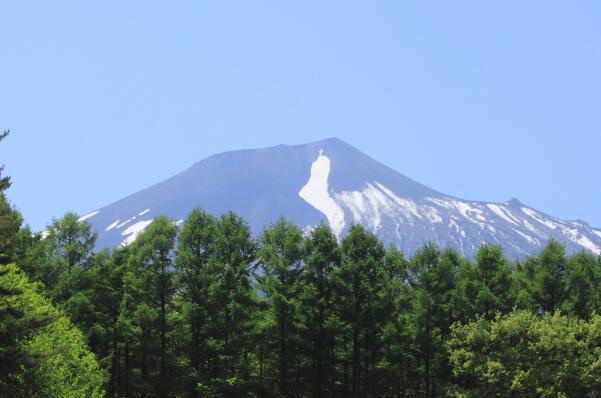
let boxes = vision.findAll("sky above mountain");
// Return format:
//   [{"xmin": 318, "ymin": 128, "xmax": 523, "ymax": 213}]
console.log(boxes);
[{"xmin": 1, "ymin": 1, "xmax": 600, "ymax": 231}]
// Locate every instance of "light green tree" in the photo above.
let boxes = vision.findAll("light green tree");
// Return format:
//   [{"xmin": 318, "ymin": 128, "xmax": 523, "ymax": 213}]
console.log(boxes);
[{"xmin": 0, "ymin": 263, "xmax": 105, "ymax": 397}]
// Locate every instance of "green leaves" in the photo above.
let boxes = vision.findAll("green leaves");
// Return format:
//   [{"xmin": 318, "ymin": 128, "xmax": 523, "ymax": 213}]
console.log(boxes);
[
  {"xmin": 0, "ymin": 264, "xmax": 104, "ymax": 397},
  {"xmin": 447, "ymin": 310, "xmax": 601, "ymax": 397}
]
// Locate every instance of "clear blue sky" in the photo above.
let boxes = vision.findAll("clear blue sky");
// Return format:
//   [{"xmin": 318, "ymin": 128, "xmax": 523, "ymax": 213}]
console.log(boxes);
[{"xmin": 1, "ymin": 1, "xmax": 600, "ymax": 231}]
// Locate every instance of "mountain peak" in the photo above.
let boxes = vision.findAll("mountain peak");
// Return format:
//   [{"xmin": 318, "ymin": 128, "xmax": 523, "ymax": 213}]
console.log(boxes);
[
  {"xmin": 80, "ymin": 139, "xmax": 601, "ymax": 259},
  {"xmin": 505, "ymin": 198, "xmax": 523, "ymax": 206}
]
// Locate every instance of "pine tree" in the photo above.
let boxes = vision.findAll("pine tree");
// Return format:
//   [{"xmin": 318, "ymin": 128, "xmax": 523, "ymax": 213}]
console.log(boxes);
[
  {"xmin": 334, "ymin": 224, "xmax": 386, "ymax": 397},
  {"xmin": 124, "ymin": 216, "xmax": 177, "ymax": 397},
  {"xmin": 174, "ymin": 208, "xmax": 219, "ymax": 397},
  {"xmin": 379, "ymin": 246, "xmax": 415, "ymax": 397},
  {"xmin": 209, "ymin": 212, "xmax": 258, "ymax": 396},
  {"xmin": 563, "ymin": 251, "xmax": 600, "ymax": 319},
  {"xmin": 514, "ymin": 240, "xmax": 567, "ymax": 313},
  {"xmin": 258, "ymin": 218, "xmax": 306, "ymax": 397},
  {"xmin": 38, "ymin": 212, "xmax": 97, "ymax": 303},
  {"xmin": 473, "ymin": 243, "xmax": 513, "ymax": 319},
  {"xmin": 299, "ymin": 224, "xmax": 340, "ymax": 398}
]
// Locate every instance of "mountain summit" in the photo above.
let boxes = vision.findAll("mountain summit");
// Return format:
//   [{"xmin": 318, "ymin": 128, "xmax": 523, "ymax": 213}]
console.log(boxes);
[{"xmin": 80, "ymin": 138, "xmax": 601, "ymax": 258}]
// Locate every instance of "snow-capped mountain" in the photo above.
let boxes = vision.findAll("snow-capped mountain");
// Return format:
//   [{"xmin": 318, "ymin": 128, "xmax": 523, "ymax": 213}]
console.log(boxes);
[{"xmin": 79, "ymin": 138, "xmax": 601, "ymax": 258}]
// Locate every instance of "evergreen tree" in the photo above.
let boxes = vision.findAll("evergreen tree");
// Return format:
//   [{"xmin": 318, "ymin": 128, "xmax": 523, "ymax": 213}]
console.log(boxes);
[
  {"xmin": 37, "ymin": 212, "xmax": 97, "ymax": 303},
  {"xmin": 208, "ymin": 212, "xmax": 258, "ymax": 396},
  {"xmin": 123, "ymin": 216, "xmax": 177, "ymax": 397},
  {"xmin": 299, "ymin": 224, "xmax": 340, "ymax": 398},
  {"xmin": 514, "ymin": 240, "xmax": 567, "ymax": 313},
  {"xmin": 174, "ymin": 208, "xmax": 219, "ymax": 397},
  {"xmin": 409, "ymin": 243, "xmax": 460, "ymax": 397},
  {"xmin": 563, "ymin": 251, "xmax": 601, "ymax": 319},
  {"xmin": 334, "ymin": 224, "xmax": 386, "ymax": 397},
  {"xmin": 258, "ymin": 218, "xmax": 305, "ymax": 397},
  {"xmin": 473, "ymin": 243, "xmax": 513, "ymax": 319},
  {"xmin": 378, "ymin": 246, "xmax": 415, "ymax": 397}
]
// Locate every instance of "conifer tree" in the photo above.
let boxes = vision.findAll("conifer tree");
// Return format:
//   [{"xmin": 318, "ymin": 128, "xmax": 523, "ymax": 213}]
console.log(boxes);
[
  {"xmin": 174, "ymin": 208, "xmax": 219, "ymax": 397},
  {"xmin": 514, "ymin": 240, "xmax": 567, "ymax": 313},
  {"xmin": 334, "ymin": 224, "xmax": 386, "ymax": 397},
  {"xmin": 299, "ymin": 224, "xmax": 340, "ymax": 398},
  {"xmin": 258, "ymin": 218, "xmax": 306, "ymax": 397},
  {"xmin": 473, "ymin": 243, "xmax": 513, "ymax": 319},
  {"xmin": 210, "ymin": 212, "xmax": 258, "ymax": 396},
  {"xmin": 124, "ymin": 216, "xmax": 177, "ymax": 397}
]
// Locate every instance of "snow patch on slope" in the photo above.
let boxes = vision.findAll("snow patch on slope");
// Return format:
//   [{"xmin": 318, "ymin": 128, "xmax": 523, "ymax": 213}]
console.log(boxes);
[
  {"xmin": 375, "ymin": 183, "xmax": 423, "ymax": 219},
  {"xmin": 487, "ymin": 204, "xmax": 518, "ymax": 225},
  {"xmin": 422, "ymin": 206, "xmax": 443, "ymax": 223},
  {"xmin": 559, "ymin": 226, "xmax": 601, "ymax": 255},
  {"xmin": 78, "ymin": 211, "xmax": 99, "ymax": 222},
  {"xmin": 427, "ymin": 198, "xmax": 487, "ymax": 227},
  {"xmin": 139, "ymin": 209, "xmax": 150, "ymax": 216},
  {"xmin": 512, "ymin": 228, "xmax": 538, "ymax": 245},
  {"xmin": 575, "ymin": 236, "xmax": 601, "ymax": 255},
  {"xmin": 335, "ymin": 182, "xmax": 424, "ymax": 232},
  {"xmin": 593, "ymin": 230, "xmax": 601, "ymax": 239},
  {"xmin": 106, "ymin": 220, "xmax": 120, "ymax": 231},
  {"xmin": 120, "ymin": 219, "xmax": 154, "ymax": 246},
  {"xmin": 521, "ymin": 208, "xmax": 559, "ymax": 230},
  {"xmin": 116, "ymin": 218, "xmax": 134, "ymax": 229},
  {"xmin": 298, "ymin": 150, "xmax": 346, "ymax": 237}
]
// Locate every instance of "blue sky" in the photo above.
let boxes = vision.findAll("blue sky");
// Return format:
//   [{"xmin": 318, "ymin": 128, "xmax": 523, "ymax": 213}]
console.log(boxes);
[{"xmin": 1, "ymin": 1, "xmax": 600, "ymax": 231}]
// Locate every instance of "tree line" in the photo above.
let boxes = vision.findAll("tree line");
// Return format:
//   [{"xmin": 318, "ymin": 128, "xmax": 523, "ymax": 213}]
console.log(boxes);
[{"xmin": 3, "ymin": 131, "xmax": 601, "ymax": 397}]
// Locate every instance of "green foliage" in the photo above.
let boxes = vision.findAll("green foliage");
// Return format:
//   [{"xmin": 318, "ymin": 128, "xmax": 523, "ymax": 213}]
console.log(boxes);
[
  {"xmin": 447, "ymin": 310, "xmax": 601, "ymax": 398},
  {"xmin": 474, "ymin": 243, "xmax": 513, "ymax": 319},
  {"xmin": 514, "ymin": 240, "xmax": 568, "ymax": 314},
  {"xmin": 334, "ymin": 224, "xmax": 388, "ymax": 396},
  {"xmin": 298, "ymin": 224, "xmax": 340, "ymax": 397},
  {"xmin": 174, "ymin": 208, "xmax": 220, "ymax": 396},
  {"xmin": 564, "ymin": 251, "xmax": 601, "ymax": 319},
  {"xmin": 0, "ymin": 263, "xmax": 105, "ymax": 397},
  {"xmin": 0, "ymin": 194, "xmax": 24, "ymax": 266},
  {"xmin": 258, "ymin": 218, "xmax": 305, "ymax": 397},
  {"xmin": 123, "ymin": 216, "xmax": 178, "ymax": 397}
]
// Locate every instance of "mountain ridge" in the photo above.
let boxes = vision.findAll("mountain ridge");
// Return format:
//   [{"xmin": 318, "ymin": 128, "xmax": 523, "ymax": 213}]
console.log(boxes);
[{"xmin": 78, "ymin": 138, "xmax": 601, "ymax": 258}]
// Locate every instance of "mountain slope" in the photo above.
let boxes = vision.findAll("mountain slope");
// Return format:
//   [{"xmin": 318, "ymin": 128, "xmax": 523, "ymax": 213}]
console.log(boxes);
[{"xmin": 79, "ymin": 138, "xmax": 601, "ymax": 258}]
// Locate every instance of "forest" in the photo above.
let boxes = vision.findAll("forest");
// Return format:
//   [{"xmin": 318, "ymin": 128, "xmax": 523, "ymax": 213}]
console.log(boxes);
[{"xmin": 3, "ymin": 130, "xmax": 601, "ymax": 398}]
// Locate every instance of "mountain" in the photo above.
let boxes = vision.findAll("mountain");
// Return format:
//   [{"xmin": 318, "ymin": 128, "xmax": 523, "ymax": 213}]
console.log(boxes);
[{"xmin": 79, "ymin": 138, "xmax": 601, "ymax": 258}]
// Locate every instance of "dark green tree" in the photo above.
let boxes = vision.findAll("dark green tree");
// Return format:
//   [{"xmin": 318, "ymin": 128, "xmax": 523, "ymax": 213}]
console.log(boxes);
[
  {"xmin": 409, "ymin": 243, "xmax": 460, "ymax": 397},
  {"xmin": 514, "ymin": 240, "xmax": 567, "ymax": 313},
  {"xmin": 35, "ymin": 213, "xmax": 97, "ymax": 303},
  {"xmin": 563, "ymin": 251, "xmax": 601, "ymax": 319},
  {"xmin": 299, "ymin": 224, "xmax": 340, "ymax": 398},
  {"xmin": 473, "ymin": 243, "xmax": 513, "ymax": 319},
  {"xmin": 258, "ymin": 218, "xmax": 305, "ymax": 397},
  {"xmin": 208, "ymin": 212, "xmax": 259, "ymax": 396},
  {"xmin": 123, "ymin": 216, "xmax": 177, "ymax": 397},
  {"xmin": 174, "ymin": 208, "xmax": 219, "ymax": 397},
  {"xmin": 334, "ymin": 224, "xmax": 386, "ymax": 397},
  {"xmin": 378, "ymin": 246, "xmax": 415, "ymax": 397}
]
